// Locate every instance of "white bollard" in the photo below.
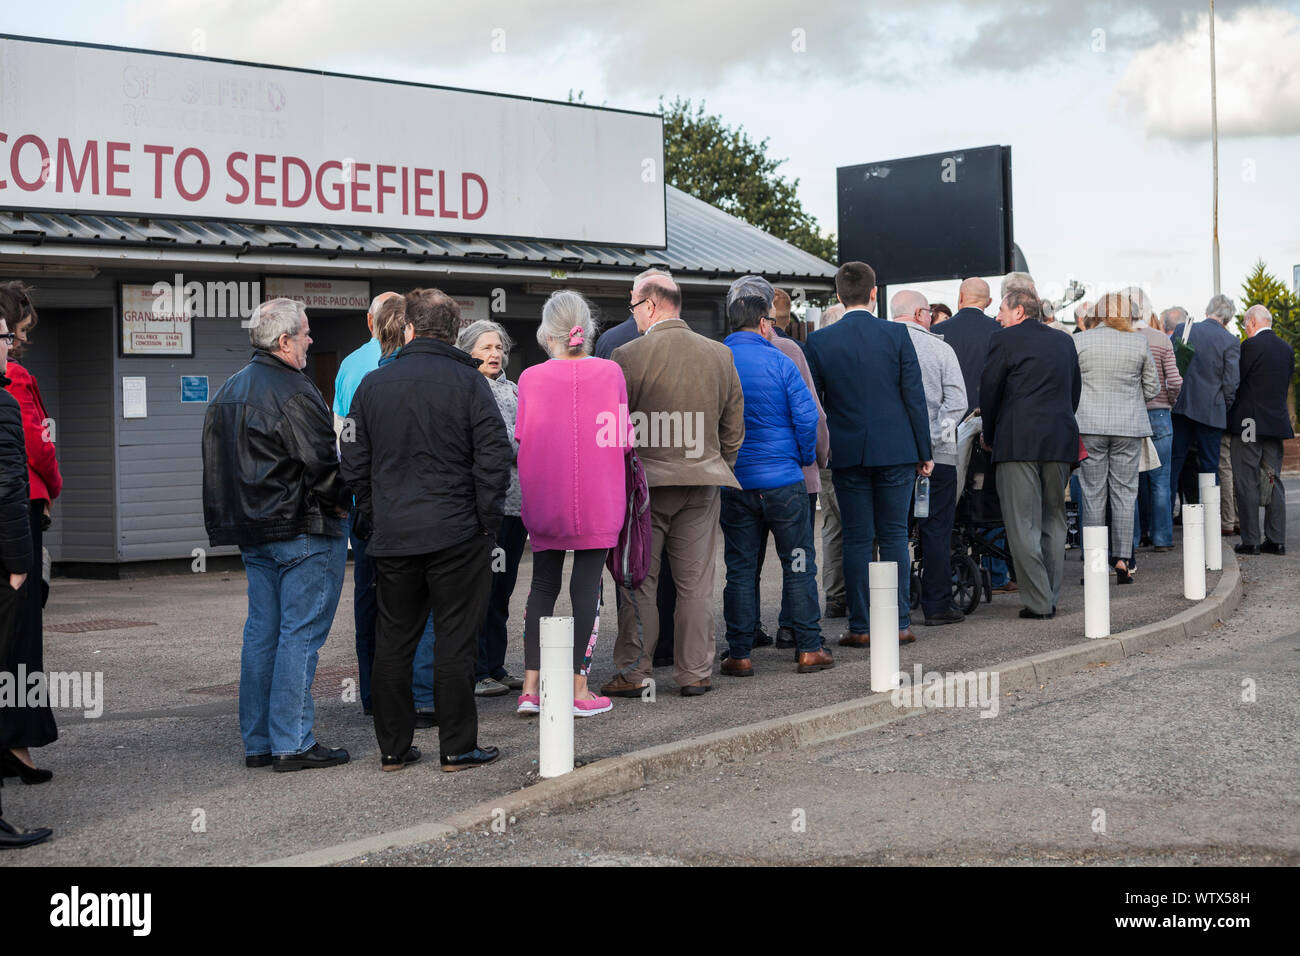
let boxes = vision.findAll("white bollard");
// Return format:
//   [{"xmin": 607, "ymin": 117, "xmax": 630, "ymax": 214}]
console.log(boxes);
[
  {"xmin": 1182, "ymin": 504, "xmax": 1206, "ymax": 600},
  {"xmin": 1198, "ymin": 472, "xmax": 1216, "ymax": 493},
  {"xmin": 1202, "ymin": 484, "xmax": 1222, "ymax": 571},
  {"xmin": 1082, "ymin": 526, "xmax": 1110, "ymax": 638},
  {"xmin": 539, "ymin": 616, "xmax": 574, "ymax": 778},
  {"xmin": 868, "ymin": 561, "xmax": 901, "ymax": 693}
]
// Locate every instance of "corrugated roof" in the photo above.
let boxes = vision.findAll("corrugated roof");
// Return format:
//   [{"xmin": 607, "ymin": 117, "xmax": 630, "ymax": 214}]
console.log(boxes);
[{"xmin": 0, "ymin": 185, "xmax": 836, "ymax": 283}]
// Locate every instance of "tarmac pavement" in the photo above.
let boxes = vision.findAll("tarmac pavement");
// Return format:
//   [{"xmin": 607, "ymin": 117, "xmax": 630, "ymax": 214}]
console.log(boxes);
[{"xmin": 0, "ymin": 513, "xmax": 1236, "ymax": 865}]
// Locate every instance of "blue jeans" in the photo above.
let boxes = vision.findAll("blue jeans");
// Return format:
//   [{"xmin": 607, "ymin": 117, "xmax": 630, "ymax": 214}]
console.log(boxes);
[
  {"xmin": 978, "ymin": 527, "xmax": 1010, "ymax": 587},
  {"xmin": 349, "ymin": 509, "xmax": 378, "ymax": 709},
  {"xmin": 348, "ymin": 513, "xmax": 436, "ymax": 711},
  {"xmin": 1134, "ymin": 408, "xmax": 1174, "ymax": 549},
  {"xmin": 239, "ymin": 532, "xmax": 347, "ymax": 757},
  {"xmin": 721, "ymin": 481, "xmax": 822, "ymax": 656},
  {"xmin": 832, "ymin": 464, "xmax": 914, "ymax": 633}
]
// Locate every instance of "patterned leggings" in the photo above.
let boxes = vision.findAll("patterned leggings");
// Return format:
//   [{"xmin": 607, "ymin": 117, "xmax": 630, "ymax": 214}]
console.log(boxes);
[{"xmin": 523, "ymin": 548, "xmax": 608, "ymax": 675}]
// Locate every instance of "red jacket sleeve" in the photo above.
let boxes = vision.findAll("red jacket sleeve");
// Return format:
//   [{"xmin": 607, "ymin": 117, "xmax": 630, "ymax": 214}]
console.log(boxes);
[{"xmin": 5, "ymin": 363, "xmax": 62, "ymax": 502}]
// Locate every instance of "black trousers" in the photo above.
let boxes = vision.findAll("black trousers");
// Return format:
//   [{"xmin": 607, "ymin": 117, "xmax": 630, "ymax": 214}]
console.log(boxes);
[
  {"xmin": 373, "ymin": 534, "xmax": 493, "ymax": 759},
  {"xmin": 0, "ymin": 502, "xmax": 56, "ymax": 751},
  {"xmin": 524, "ymin": 548, "xmax": 609, "ymax": 674},
  {"xmin": 917, "ymin": 463, "xmax": 958, "ymax": 615}
]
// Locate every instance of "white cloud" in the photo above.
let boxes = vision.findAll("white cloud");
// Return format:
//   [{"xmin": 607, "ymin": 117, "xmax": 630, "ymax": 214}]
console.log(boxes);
[{"xmin": 1114, "ymin": 5, "xmax": 1300, "ymax": 140}]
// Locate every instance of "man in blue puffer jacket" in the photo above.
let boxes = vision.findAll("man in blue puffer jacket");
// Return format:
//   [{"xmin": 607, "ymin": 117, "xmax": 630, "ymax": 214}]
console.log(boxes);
[{"xmin": 720, "ymin": 276, "xmax": 832, "ymax": 676}]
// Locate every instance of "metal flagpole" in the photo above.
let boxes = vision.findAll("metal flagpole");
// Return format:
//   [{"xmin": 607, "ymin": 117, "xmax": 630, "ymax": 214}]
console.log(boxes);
[{"xmin": 1210, "ymin": 0, "xmax": 1221, "ymax": 295}]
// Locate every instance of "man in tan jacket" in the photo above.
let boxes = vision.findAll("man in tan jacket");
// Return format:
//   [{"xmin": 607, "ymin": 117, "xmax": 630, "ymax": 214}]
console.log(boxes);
[{"xmin": 603, "ymin": 273, "xmax": 745, "ymax": 697}]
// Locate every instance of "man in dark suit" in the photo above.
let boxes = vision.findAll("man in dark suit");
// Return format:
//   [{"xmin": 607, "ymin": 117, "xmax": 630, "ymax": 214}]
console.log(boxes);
[
  {"xmin": 980, "ymin": 289, "xmax": 1082, "ymax": 619},
  {"xmin": 1169, "ymin": 294, "xmax": 1241, "ymax": 504},
  {"xmin": 806, "ymin": 261, "xmax": 933, "ymax": 647},
  {"xmin": 939, "ymin": 277, "xmax": 999, "ymax": 413},
  {"xmin": 940, "ymin": 276, "xmax": 1014, "ymax": 593},
  {"xmin": 1229, "ymin": 305, "xmax": 1294, "ymax": 555}
]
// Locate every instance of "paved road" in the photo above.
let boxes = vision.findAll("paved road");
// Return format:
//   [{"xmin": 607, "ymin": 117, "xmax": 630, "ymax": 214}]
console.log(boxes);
[
  {"xmin": 355, "ymin": 504, "xmax": 1300, "ymax": 867},
  {"xmin": 0, "ymin": 508, "xmax": 1260, "ymax": 865}
]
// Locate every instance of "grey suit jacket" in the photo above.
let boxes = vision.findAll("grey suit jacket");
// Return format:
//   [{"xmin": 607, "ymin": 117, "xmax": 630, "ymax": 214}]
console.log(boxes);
[
  {"xmin": 1170, "ymin": 320, "xmax": 1241, "ymax": 429},
  {"xmin": 1074, "ymin": 326, "xmax": 1159, "ymax": 437}
]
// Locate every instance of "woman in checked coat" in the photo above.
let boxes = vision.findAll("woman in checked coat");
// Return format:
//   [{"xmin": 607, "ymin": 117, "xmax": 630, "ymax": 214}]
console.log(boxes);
[{"xmin": 1073, "ymin": 292, "xmax": 1160, "ymax": 583}]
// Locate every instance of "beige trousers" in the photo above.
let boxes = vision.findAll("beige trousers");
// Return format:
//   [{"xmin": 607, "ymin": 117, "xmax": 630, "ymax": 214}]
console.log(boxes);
[{"xmin": 615, "ymin": 484, "xmax": 721, "ymax": 687}]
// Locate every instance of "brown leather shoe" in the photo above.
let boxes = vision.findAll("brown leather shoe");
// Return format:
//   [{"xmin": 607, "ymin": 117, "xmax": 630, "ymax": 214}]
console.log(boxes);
[
  {"xmin": 600, "ymin": 673, "xmax": 648, "ymax": 698},
  {"xmin": 838, "ymin": 631, "xmax": 870, "ymax": 647},
  {"xmin": 796, "ymin": 647, "xmax": 835, "ymax": 673},
  {"xmin": 898, "ymin": 628, "xmax": 917, "ymax": 645},
  {"xmin": 680, "ymin": 679, "xmax": 712, "ymax": 697},
  {"xmin": 720, "ymin": 656, "xmax": 753, "ymax": 677},
  {"xmin": 992, "ymin": 581, "xmax": 1019, "ymax": 594}
]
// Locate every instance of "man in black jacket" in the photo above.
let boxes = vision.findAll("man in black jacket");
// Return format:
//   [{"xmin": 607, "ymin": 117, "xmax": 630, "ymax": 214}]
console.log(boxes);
[
  {"xmin": 0, "ymin": 306, "xmax": 50, "ymax": 848},
  {"xmin": 202, "ymin": 298, "xmax": 352, "ymax": 772},
  {"xmin": 980, "ymin": 289, "xmax": 1082, "ymax": 619},
  {"xmin": 1229, "ymin": 305, "xmax": 1294, "ymax": 555},
  {"xmin": 341, "ymin": 288, "xmax": 512, "ymax": 772}
]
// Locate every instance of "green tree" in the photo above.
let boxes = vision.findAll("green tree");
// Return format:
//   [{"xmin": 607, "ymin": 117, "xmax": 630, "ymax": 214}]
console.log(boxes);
[
  {"xmin": 1239, "ymin": 259, "xmax": 1300, "ymax": 424},
  {"xmin": 658, "ymin": 98, "xmax": 837, "ymax": 263}
]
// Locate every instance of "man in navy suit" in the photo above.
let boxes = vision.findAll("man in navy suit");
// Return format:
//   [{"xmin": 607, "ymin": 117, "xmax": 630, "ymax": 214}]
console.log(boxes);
[
  {"xmin": 1168, "ymin": 293, "xmax": 1241, "ymax": 505},
  {"xmin": 1229, "ymin": 304, "xmax": 1294, "ymax": 555},
  {"xmin": 979, "ymin": 289, "xmax": 1081, "ymax": 619},
  {"xmin": 806, "ymin": 261, "xmax": 933, "ymax": 647}
]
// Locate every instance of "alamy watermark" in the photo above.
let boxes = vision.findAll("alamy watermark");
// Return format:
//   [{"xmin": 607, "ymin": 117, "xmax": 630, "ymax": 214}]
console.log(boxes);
[
  {"xmin": 150, "ymin": 273, "xmax": 261, "ymax": 326},
  {"xmin": 0, "ymin": 666, "xmax": 103, "ymax": 718},
  {"xmin": 891, "ymin": 664, "xmax": 1000, "ymax": 717},
  {"xmin": 595, "ymin": 403, "xmax": 705, "ymax": 459}
]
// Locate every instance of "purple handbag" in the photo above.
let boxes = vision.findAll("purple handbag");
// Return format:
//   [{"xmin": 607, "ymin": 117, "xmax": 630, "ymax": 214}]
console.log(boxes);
[{"xmin": 606, "ymin": 448, "xmax": 651, "ymax": 590}]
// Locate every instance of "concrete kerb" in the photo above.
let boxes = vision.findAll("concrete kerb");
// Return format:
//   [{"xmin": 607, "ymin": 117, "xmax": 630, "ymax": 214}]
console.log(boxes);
[{"xmin": 263, "ymin": 547, "xmax": 1242, "ymax": 867}]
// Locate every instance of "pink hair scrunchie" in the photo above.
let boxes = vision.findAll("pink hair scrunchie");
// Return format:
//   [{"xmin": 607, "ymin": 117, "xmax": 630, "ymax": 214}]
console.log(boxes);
[{"xmin": 568, "ymin": 324, "xmax": 584, "ymax": 347}]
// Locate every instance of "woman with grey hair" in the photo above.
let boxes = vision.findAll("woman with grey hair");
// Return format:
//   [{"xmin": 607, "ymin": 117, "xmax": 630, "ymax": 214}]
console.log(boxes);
[
  {"xmin": 514, "ymin": 290, "xmax": 630, "ymax": 717},
  {"xmin": 454, "ymin": 319, "xmax": 526, "ymax": 697}
]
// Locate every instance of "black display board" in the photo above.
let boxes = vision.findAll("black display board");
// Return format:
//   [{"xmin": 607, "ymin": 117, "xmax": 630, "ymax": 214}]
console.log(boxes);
[{"xmin": 837, "ymin": 145, "xmax": 1013, "ymax": 284}]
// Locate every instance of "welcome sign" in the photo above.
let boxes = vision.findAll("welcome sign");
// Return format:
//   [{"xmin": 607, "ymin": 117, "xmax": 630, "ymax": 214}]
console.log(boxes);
[{"xmin": 0, "ymin": 35, "xmax": 667, "ymax": 247}]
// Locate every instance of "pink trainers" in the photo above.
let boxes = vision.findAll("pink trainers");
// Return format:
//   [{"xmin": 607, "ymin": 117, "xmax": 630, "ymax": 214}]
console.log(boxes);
[
  {"xmin": 516, "ymin": 694, "xmax": 539, "ymax": 715},
  {"xmin": 573, "ymin": 695, "xmax": 613, "ymax": 717}
]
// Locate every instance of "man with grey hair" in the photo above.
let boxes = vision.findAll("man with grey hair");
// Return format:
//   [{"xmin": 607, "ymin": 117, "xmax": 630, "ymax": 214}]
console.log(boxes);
[
  {"xmin": 890, "ymin": 290, "xmax": 968, "ymax": 625},
  {"xmin": 1161, "ymin": 307, "xmax": 1187, "ymax": 335},
  {"xmin": 1000, "ymin": 272, "xmax": 1036, "ymax": 300},
  {"xmin": 605, "ymin": 272, "xmax": 745, "ymax": 697},
  {"xmin": 719, "ymin": 276, "xmax": 829, "ymax": 676},
  {"xmin": 333, "ymin": 290, "xmax": 400, "ymax": 719},
  {"xmin": 1229, "ymin": 304, "xmax": 1294, "ymax": 554},
  {"xmin": 598, "ymin": 267, "xmax": 680, "ymax": 668},
  {"xmin": 203, "ymin": 298, "xmax": 352, "ymax": 771},
  {"xmin": 1169, "ymin": 293, "xmax": 1241, "ymax": 523}
]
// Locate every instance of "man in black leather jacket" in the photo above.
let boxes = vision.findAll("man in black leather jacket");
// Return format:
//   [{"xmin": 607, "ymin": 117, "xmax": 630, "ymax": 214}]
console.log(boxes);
[
  {"xmin": 0, "ymin": 305, "xmax": 50, "ymax": 848},
  {"xmin": 341, "ymin": 288, "xmax": 511, "ymax": 772},
  {"xmin": 202, "ymin": 298, "xmax": 352, "ymax": 772}
]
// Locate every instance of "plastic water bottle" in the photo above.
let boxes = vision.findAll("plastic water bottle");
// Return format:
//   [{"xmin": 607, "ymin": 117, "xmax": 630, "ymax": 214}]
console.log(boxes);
[{"xmin": 914, "ymin": 476, "xmax": 930, "ymax": 518}]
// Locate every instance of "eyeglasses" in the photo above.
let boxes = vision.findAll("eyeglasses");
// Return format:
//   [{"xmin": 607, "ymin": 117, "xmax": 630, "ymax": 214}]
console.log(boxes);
[
  {"xmin": 0, "ymin": 333, "xmax": 15, "ymax": 345},
  {"xmin": 628, "ymin": 297, "xmax": 650, "ymax": 316}
]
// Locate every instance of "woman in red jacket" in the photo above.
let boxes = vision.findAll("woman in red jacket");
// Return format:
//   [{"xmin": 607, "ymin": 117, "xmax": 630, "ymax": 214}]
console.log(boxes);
[{"xmin": 0, "ymin": 282, "xmax": 60, "ymax": 783}]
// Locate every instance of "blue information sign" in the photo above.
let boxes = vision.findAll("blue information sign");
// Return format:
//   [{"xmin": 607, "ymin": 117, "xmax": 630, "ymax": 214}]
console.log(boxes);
[{"xmin": 180, "ymin": 376, "xmax": 209, "ymax": 403}]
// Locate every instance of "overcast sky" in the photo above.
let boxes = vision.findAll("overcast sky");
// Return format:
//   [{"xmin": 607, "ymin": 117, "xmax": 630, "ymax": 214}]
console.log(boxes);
[{"xmin": 5, "ymin": 0, "xmax": 1299, "ymax": 317}]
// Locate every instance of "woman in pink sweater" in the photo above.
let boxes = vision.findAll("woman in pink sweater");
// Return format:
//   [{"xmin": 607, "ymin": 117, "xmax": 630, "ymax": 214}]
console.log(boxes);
[{"xmin": 515, "ymin": 291, "xmax": 631, "ymax": 718}]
